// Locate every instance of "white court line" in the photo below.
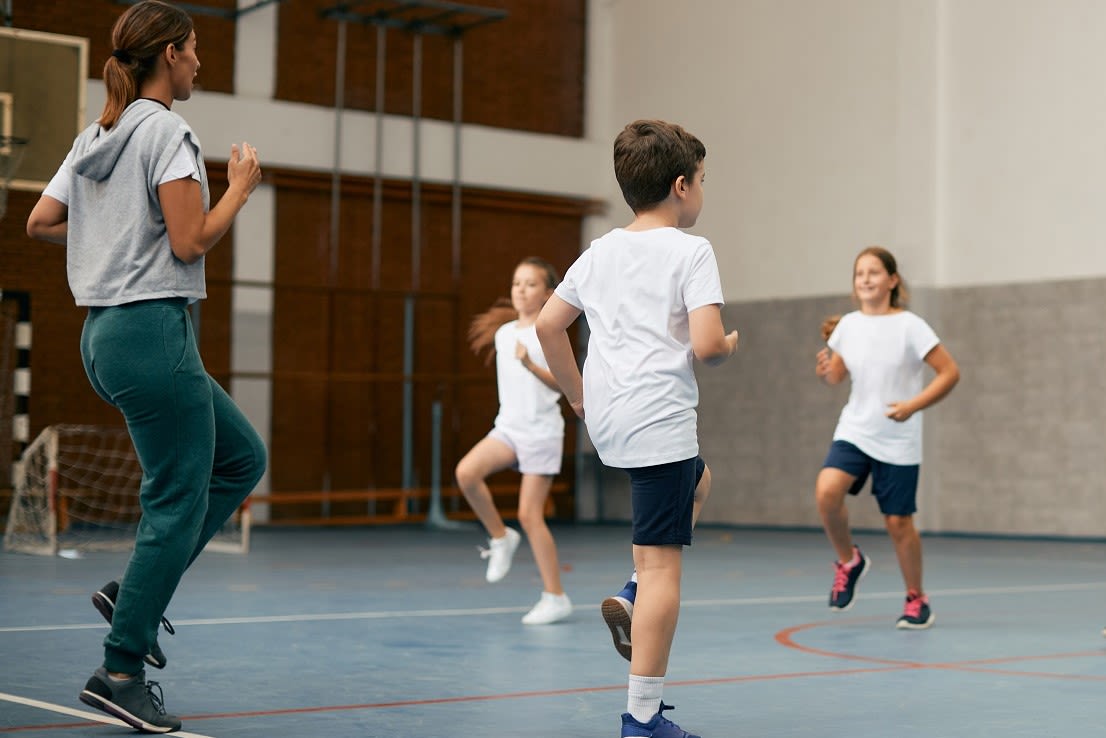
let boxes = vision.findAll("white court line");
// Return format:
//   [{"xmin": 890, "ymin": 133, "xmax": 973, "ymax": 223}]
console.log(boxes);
[
  {"xmin": 0, "ymin": 691, "xmax": 216, "ymax": 737},
  {"xmin": 683, "ymin": 580, "xmax": 1106, "ymax": 607},
  {"xmin": 0, "ymin": 605, "xmax": 527, "ymax": 633},
  {"xmin": 1, "ymin": 581, "xmax": 1103, "ymax": 634}
]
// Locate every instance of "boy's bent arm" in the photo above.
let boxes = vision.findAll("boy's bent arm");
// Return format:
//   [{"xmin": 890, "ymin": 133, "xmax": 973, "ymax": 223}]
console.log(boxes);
[
  {"xmin": 535, "ymin": 295, "xmax": 584, "ymax": 417},
  {"xmin": 689, "ymin": 304, "xmax": 738, "ymax": 366}
]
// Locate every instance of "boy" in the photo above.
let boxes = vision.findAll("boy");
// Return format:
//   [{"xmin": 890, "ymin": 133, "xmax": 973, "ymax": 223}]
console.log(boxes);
[{"xmin": 536, "ymin": 120, "xmax": 738, "ymax": 738}]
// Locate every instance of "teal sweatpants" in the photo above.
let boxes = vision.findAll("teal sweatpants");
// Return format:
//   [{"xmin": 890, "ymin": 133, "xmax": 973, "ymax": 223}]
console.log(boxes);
[{"xmin": 80, "ymin": 298, "xmax": 267, "ymax": 674}]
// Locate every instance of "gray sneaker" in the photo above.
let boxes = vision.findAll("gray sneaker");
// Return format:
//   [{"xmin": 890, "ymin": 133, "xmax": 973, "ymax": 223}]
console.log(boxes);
[
  {"xmin": 92, "ymin": 580, "xmax": 172, "ymax": 669},
  {"xmin": 79, "ymin": 667, "xmax": 181, "ymax": 733}
]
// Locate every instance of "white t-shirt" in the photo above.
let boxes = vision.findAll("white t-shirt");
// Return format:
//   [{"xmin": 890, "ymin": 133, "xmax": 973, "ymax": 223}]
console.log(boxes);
[
  {"xmin": 493, "ymin": 321, "xmax": 564, "ymax": 440},
  {"xmin": 827, "ymin": 310, "xmax": 941, "ymax": 465},
  {"xmin": 43, "ymin": 139, "xmax": 200, "ymax": 205},
  {"xmin": 555, "ymin": 227, "xmax": 724, "ymax": 468}
]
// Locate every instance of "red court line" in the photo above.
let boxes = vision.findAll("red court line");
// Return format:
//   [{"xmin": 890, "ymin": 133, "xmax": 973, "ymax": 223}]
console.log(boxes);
[
  {"xmin": 775, "ymin": 617, "xmax": 1106, "ymax": 681},
  {"xmin": 7, "ymin": 625, "xmax": 1103, "ymax": 733},
  {"xmin": 933, "ymin": 664, "xmax": 1106, "ymax": 681},
  {"xmin": 775, "ymin": 617, "xmax": 922, "ymax": 666},
  {"xmin": 0, "ymin": 664, "xmax": 912, "ymax": 732},
  {"xmin": 941, "ymin": 649, "xmax": 1105, "ymax": 667},
  {"xmin": 0, "ymin": 722, "xmax": 103, "ymax": 734}
]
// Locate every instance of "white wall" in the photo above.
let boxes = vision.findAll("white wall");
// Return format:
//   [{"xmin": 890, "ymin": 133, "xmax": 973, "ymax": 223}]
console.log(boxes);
[
  {"xmin": 599, "ymin": 0, "xmax": 939, "ymax": 300},
  {"xmin": 940, "ymin": 0, "xmax": 1106, "ymax": 286},
  {"xmin": 74, "ymin": 1, "xmax": 1106, "ymax": 301},
  {"xmin": 596, "ymin": 0, "xmax": 1106, "ymax": 296}
]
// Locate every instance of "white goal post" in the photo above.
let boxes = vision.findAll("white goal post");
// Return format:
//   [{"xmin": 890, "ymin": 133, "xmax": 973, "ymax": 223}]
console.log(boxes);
[{"xmin": 3, "ymin": 424, "xmax": 249, "ymax": 556}]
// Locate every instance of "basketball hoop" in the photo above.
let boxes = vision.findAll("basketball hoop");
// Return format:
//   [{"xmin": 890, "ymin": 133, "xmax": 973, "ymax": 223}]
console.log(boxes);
[{"xmin": 0, "ymin": 135, "xmax": 29, "ymax": 222}]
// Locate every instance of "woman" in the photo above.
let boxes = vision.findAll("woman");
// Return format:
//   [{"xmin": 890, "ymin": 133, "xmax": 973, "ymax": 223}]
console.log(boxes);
[{"xmin": 27, "ymin": 1, "xmax": 266, "ymax": 731}]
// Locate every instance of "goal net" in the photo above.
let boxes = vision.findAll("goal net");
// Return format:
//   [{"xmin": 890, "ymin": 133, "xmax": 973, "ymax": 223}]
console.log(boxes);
[{"xmin": 3, "ymin": 424, "xmax": 249, "ymax": 556}]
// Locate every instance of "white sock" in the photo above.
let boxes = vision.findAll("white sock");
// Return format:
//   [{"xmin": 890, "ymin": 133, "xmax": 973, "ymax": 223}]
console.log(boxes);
[
  {"xmin": 845, "ymin": 548, "xmax": 860, "ymax": 568},
  {"xmin": 627, "ymin": 674, "xmax": 663, "ymax": 723},
  {"xmin": 630, "ymin": 570, "xmax": 638, "ymax": 584}
]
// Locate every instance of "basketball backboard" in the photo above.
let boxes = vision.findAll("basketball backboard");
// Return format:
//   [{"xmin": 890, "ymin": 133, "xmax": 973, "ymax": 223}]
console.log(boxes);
[{"xmin": 0, "ymin": 27, "xmax": 87, "ymax": 192}]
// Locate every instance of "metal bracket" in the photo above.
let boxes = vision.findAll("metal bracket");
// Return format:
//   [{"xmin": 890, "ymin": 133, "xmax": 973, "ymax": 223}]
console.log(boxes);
[
  {"xmin": 114, "ymin": 0, "xmax": 286, "ymax": 21},
  {"xmin": 320, "ymin": 0, "xmax": 506, "ymax": 38}
]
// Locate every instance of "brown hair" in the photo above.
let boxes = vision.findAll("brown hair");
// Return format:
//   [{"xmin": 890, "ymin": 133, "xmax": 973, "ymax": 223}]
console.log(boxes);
[
  {"xmin": 100, "ymin": 0, "xmax": 193, "ymax": 130},
  {"xmin": 854, "ymin": 245, "xmax": 909, "ymax": 308},
  {"xmin": 467, "ymin": 257, "xmax": 560, "ymax": 365},
  {"xmin": 613, "ymin": 120, "xmax": 706, "ymax": 212}
]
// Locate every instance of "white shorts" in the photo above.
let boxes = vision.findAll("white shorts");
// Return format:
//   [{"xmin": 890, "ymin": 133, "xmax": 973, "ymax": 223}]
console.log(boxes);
[{"xmin": 488, "ymin": 427, "xmax": 563, "ymax": 476}]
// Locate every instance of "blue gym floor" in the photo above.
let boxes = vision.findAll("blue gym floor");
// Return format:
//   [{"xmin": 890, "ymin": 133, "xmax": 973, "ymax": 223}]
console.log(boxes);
[{"xmin": 1, "ymin": 525, "xmax": 1104, "ymax": 736}]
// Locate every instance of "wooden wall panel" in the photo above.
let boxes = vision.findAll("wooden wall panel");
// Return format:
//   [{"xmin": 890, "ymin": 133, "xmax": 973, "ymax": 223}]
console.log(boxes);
[
  {"xmin": 16, "ymin": 0, "xmax": 236, "ymax": 94},
  {"xmin": 269, "ymin": 170, "xmax": 596, "ymax": 518},
  {"xmin": 275, "ymin": 0, "xmax": 586, "ymax": 137},
  {"xmin": 0, "ymin": 190, "xmax": 117, "ymax": 439},
  {"xmin": 0, "ymin": 165, "xmax": 234, "ymax": 443},
  {"xmin": 198, "ymin": 170, "xmax": 232, "ymax": 381}
]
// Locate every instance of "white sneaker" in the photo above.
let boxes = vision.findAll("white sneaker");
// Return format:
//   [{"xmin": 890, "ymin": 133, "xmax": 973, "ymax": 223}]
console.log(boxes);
[
  {"xmin": 479, "ymin": 527, "xmax": 521, "ymax": 583},
  {"xmin": 521, "ymin": 591, "xmax": 573, "ymax": 625}
]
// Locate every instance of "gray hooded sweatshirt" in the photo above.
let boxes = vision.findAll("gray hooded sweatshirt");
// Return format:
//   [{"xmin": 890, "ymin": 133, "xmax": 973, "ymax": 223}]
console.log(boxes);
[{"xmin": 66, "ymin": 98, "xmax": 210, "ymax": 306}]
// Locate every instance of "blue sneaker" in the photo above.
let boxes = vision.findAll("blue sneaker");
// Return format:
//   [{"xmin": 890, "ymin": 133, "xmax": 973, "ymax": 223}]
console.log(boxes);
[
  {"xmin": 602, "ymin": 580, "xmax": 636, "ymax": 661},
  {"xmin": 828, "ymin": 546, "xmax": 870, "ymax": 611},
  {"xmin": 621, "ymin": 703, "xmax": 700, "ymax": 738}
]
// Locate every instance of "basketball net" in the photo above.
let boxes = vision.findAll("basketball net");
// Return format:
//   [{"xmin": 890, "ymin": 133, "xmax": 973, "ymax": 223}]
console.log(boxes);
[{"xmin": 0, "ymin": 135, "xmax": 28, "ymax": 221}]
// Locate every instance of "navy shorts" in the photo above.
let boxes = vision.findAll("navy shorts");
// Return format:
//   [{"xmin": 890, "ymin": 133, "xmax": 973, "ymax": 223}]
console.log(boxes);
[
  {"xmin": 822, "ymin": 440, "xmax": 919, "ymax": 516},
  {"xmin": 625, "ymin": 456, "xmax": 706, "ymax": 546}
]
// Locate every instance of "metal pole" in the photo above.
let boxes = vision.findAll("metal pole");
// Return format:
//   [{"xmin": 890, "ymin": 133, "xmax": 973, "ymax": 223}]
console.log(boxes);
[
  {"xmin": 451, "ymin": 34, "xmax": 463, "ymax": 285},
  {"xmin": 368, "ymin": 24, "xmax": 385, "ymax": 515},
  {"xmin": 426, "ymin": 399, "xmax": 469, "ymax": 529},
  {"xmin": 371, "ymin": 25, "xmax": 385, "ymax": 291},
  {"xmin": 330, "ymin": 20, "xmax": 346, "ymax": 286},
  {"xmin": 401, "ymin": 33, "xmax": 423, "ymax": 493},
  {"xmin": 401, "ymin": 297, "xmax": 415, "ymax": 491},
  {"xmin": 411, "ymin": 33, "xmax": 423, "ymax": 290},
  {"xmin": 323, "ymin": 18, "xmax": 347, "ymax": 508}
]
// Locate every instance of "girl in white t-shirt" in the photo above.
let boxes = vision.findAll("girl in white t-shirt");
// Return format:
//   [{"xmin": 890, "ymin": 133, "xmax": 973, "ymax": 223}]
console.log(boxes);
[
  {"xmin": 814, "ymin": 246, "xmax": 960, "ymax": 630},
  {"xmin": 455, "ymin": 257, "xmax": 572, "ymax": 625}
]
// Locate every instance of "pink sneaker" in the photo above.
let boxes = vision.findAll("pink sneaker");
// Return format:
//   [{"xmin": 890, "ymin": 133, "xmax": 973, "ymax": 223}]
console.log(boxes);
[
  {"xmin": 828, "ymin": 546, "xmax": 869, "ymax": 611},
  {"xmin": 896, "ymin": 591, "xmax": 935, "ymax": 630}
]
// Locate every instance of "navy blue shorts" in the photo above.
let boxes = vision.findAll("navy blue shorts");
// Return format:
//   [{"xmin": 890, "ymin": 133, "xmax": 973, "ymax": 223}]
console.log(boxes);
[
  {"xmin": 625, "ymin": 456, "xmax": 706, "ymax": 546},
  {"xmin": 823, "ymin": 440, "xmax": 919, "ymax": 516}
]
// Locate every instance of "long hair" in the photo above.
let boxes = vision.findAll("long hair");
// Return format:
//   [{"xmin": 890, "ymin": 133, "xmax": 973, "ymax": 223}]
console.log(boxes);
[
  {"xmin": 467, "ymin": 257, "xmax": 560, "ymax": 366},
  {"xmin": 100, "ymin": 0, "xmax": 193, "ymax": 130},
  {"xmin": 822, "ymin": 246, "xmax": 909, "ymax": 340},
  {"xmin": 854, "ymin": 245, "xmax": 909, "ymax": 308}
]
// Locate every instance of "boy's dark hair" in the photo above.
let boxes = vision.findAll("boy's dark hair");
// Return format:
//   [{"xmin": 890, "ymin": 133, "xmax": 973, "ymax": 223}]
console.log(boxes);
[{"xmin": 613, "ymin": 120, "xmax": 706, "ymax": 213}]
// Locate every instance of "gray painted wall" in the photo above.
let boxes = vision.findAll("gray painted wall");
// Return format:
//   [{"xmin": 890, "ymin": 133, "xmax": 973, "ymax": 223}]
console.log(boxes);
[{"xmin": 581, "ymin": 279, "xmax": 1106, "ymax": 539}]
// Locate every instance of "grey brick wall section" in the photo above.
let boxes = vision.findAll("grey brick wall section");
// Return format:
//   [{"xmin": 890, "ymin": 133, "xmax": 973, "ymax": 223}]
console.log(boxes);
[{"xmin": 581, "ymin": 280, "xmax": 1106, "ymax": 539}]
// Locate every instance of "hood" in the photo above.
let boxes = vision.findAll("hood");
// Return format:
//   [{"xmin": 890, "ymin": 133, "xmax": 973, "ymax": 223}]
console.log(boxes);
[{"xmin": 71, "ymin": 99, "xmax": 169, "ymax": 183}]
